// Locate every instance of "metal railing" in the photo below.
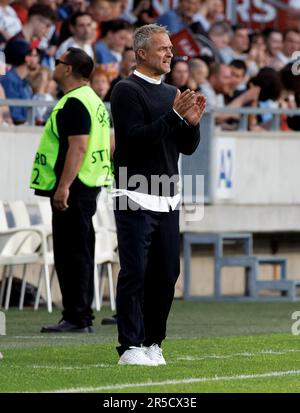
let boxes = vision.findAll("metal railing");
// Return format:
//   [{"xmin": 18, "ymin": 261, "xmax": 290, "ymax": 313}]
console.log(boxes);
[
  {"xmin": 0, "ymin": 98, "xmax": 56, "ymax": 126},
  {"xmin": 0, "ymin": 99, "xmax": 114, "ymax": 126},
  {"xmin": 1, "ymin": 99, "xmax": 300, "ymax": 130},
  {"xmin": 207, "ymin": 107, "xmax": 300, "ymax": 131}
]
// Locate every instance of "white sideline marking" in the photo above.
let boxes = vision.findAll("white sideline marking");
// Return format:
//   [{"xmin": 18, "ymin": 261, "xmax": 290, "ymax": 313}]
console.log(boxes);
[
  {"xmin": 15, "ymin": 336, "xmax": 78, "ymax": 340},
  {"xmin": 177, "ymin": 349, "xmax": 300, "ymax": 361},
  {"xmin": 32, "ymin": 364, "xmax": 111, "ymax": 370},
  {"xmin": 48, "ymin": 370, "xmax": 300, "ymax": 393},
  {"xmin": 27, "ymin": 348, "xmax": 300, "ymax": 372}
]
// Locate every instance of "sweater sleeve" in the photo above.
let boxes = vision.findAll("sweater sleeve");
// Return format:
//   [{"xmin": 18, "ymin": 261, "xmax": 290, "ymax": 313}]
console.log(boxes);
[
  {"xmin": 110, "ymin": 82, "xmax": 182, "ymax": 147},
  {"xmin": 175, "ymin": 122, "xmax": 201, "ymax": 155}
]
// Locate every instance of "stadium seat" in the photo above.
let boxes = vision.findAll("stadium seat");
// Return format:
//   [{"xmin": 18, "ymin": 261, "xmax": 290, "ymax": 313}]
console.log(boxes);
[
  {"xmin": 33, "ymin": 200, "xmax": 55, "ymax": 311},
  {"xmin": 93, "ymin": 189, "xmax": 118, "ymax": 311},
  {"xmin": 4, "ymin": 201, "xmax": 53, "ymax": 312}
]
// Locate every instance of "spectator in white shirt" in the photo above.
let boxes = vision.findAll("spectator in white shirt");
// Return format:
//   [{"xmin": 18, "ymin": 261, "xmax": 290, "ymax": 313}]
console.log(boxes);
[
  {"xmin": 56, "ymin": 12, "xmax": 95, "ymax": 59},
  {"xmin": 201, "ymin": 62, "xmax": 260, "ymax": 126},
  {"xmin": 264, "ymin": 28, "xmax": 284, "ymax": 70},
  {"xmin": 188, "ymin": 58, "xmax": 209, "ymax": 91},
  {"xmin": 200, "ymin": 21, "xmax": 233, "ymax": 61},
  {"xmin": 200, "ymin": 62, "xmax": 231, "ymax": 108},
  {"xmin": 0, "ymin": 0, "xmax": 22, "ymax": 43},
  {"xmin": 277, "ymin": 29, "xmax": 300, "ymax": 65},
  {"xmin": 220, "ymin": 24, "xmax": 250, "ymax": 64}
]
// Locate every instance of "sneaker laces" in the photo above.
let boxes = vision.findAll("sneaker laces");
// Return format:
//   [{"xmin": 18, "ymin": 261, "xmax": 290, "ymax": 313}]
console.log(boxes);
[{"xmin": 149, "ymin": 344, "xmax": 162, "ymax": 356}]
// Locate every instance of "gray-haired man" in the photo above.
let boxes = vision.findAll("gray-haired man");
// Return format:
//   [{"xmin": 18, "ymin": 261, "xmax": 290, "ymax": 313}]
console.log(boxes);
[{"xmin": 111, "ymin": 24, "xmax": 206, "ymax": 366}]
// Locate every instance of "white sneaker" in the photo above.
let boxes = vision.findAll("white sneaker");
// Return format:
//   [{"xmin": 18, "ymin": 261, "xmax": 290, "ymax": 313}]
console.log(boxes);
[
  {"xmin": 144, "ymin": 344, "xmax": 166, "ymax": 365},
  {"xmin": 118, "ymin": 346, "xmax": 157, "ymax": 366}
]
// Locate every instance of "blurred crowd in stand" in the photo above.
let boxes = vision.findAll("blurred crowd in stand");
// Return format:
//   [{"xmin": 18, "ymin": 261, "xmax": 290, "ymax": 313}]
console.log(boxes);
[{"xmin": 0, "ymin": 0, "xmax": 300, "ymax": 130}]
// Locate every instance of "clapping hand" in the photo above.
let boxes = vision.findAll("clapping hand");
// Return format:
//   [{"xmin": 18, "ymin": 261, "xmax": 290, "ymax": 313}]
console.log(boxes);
[
  {"xmin": 184, "ymin": 93, "xmax": 207, "ymax": 126},
  {"xmin": 173, "ymin": 89, "xmax": 196, "ymax": 118}
]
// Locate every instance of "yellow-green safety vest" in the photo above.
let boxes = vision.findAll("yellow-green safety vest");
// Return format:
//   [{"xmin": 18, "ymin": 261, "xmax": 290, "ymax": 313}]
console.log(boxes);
[{"xmin": 30, "ymin": 85, "xmax": 112, "ymax": 191}]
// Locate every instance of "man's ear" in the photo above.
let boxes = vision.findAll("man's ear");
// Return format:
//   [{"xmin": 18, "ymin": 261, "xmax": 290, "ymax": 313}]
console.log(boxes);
[
  {"xmin": 66, "ymin": 64, "xmax": 73, "ymax": 76},
  {"xmin": 137, "ymin": 48, "xmax": 146, "ymax": 61}
]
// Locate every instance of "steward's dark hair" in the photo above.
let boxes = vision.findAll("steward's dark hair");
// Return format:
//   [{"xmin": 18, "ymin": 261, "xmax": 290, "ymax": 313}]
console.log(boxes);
[{"xmin": 66, "ymin": 47, "xmax": 94, "ymax": 80}]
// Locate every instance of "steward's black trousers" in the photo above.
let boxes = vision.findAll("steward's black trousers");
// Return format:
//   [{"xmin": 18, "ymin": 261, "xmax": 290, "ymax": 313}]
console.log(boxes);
[
  {"xmin": 51, "ymin": 196, "xmax": 98, "ymax": 327},
  {"xmin": 115, "ymin": 206, "xmax": 180, "ymax": 356}
]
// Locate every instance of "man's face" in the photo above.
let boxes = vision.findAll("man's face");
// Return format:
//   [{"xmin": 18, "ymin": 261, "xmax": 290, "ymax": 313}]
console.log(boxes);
[
  {"xmin": 53, "ymin": 52, "xmax": 71, "ymax": 85},
  {"xmin": 107, "ymin": 29, "xmax": 129, "ymax": 53},
  {"xmin": 171, "ymin": 61, "xmax": 189, "ymax": 88},
  {"xmin": 32, "ymin": 15, "xmax": 52, "ymax": 39},
  {"xmin": 73, "ymin": 15, "xmax": 93, "ymax": 42},
  {"xmin": 230, "ymin": 66, "xmax": 245, "ymax": 89},
  {"xmin": 190, "ymin": 63, "xmax": 208, "ymax": 85},
  {"xmin": 25, "ymin": 48, "xmax": 40, "ymax": 70},
  {"xmin": 210, "ymin": 33, "xmax": 230, "ymax": 49},
  {"xmin": 89, "ymin": 0, "xmax": 112, "ymax": 23},
  {"xmin": 207, "ymin": 0, "xmax": 224, "ymax": 19},
  {"xmin": 91, "ymin": 74, "xmax": 110, "ymax": 98},
  {"xmin": 139, "ymin": 32, "xmax": 173, "ymax": 76},
  {"xmin": 213, "ymin": 65, "xmax": 232, "ymax": 94},
  {"xmin": 268, "ymin": 32, "xmax": 283, "ymax": 55},
  {"xmin": 283, "ymin": 31, "xmax": 300, "ymax": 58},
  {"xmin": 233, "ymin": 29, "xmax": 249, "ymax": 53},
  {"xmin": 178, "ymin": 0, "xmax": 200, "ymax": 18},
  {"xmin": 110, "ymin": 0, "xmax": 122, "ymax": 19},
  {"xmin": 121, "ymin": 49, "xmax": 136, "ymax": 75}
]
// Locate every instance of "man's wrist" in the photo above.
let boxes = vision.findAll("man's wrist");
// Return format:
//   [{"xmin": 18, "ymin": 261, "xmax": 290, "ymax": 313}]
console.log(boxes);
[
  {"xmin": 57, "ymin": 182, "xmax": 70, "ymax": 191},
  {"xmin": 173, "ymin": 108, "xmax": 184, "ymax": 120},
  {"xmin": 183, "ymin": 117, "xmax": 192, "ymax": 127},
  {"xmin": 173, "ymin": 109, "xmax": 193, "ymax": 127}
]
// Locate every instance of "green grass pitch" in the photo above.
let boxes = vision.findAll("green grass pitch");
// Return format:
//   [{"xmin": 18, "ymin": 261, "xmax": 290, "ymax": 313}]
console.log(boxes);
[{"xmin": 1, "ymin": 301, "xmax": 300, "ymax": 393}]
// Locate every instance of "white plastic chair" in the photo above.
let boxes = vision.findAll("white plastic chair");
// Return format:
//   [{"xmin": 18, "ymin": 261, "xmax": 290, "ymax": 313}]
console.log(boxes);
[
  {"xmin": 96, "ymin": 188, "xmax": 118, "ymax": 249},
  {"xmin": 0, "ymin": 201, "xmax": 45, "ymax": 310},
  {"xmin": 93, "ymin": 189, "xmax": 119, "ymax": 311},
  {"xmin": 9, "ymin": 200, "xmax": 52, "ymax": 239},
  {"xmin": 93, "ymin": 226, "xmax": 118, "ymax": 311},
  {"xmin": 0, "ymin": 200, "xmax": 37, "ymax": 307},
  {"xmin": 37, "ymin": 200, "xmax": 52, "ymax": 234},
  {"xmin": 33, "ymin": 200, "xmax": 55, "ymax": 310},
  {"xmin": 38, "ymin": 196, "xmax": 118, "ymax": 312},
  {"xmin": 5, "ymin": 201, "xmax": 53, "ymax": 312}
]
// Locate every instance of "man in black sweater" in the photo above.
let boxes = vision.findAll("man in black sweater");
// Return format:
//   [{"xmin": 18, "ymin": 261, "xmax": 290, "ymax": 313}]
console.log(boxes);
[{"xmin": 111, "ymin": 24, "xmax": 206, "ymax": 366}]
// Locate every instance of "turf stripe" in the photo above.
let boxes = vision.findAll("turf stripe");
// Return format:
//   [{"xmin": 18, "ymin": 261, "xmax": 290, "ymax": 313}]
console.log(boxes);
[
  {"xmin": 31, "ymin": 364, "xmax": 111, "ymax": 370},
  {"xmin": 48, "ymin": 370, "xmax": 300, "ymax": 393},
  {"xmin": 27, "ymin": 348, "xmax": 300, "ymax": 371},
  {"xmin": 177, "ymin": 349, "xmax": 300, "ymax": 361}
]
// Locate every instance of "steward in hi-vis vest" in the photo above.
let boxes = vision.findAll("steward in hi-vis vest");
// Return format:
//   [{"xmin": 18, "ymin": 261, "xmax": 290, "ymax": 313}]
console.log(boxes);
[
  {"xmin": 33, "ymin": 47, "xmax": 114, "ymax": 333},
  {"xmin": 30, "ymin": 85, "xmax": 112, "ymax": 192}
]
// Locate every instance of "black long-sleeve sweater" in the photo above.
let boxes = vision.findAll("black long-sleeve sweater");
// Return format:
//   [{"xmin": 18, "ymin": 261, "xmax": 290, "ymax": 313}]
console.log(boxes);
[{"xmin": 110, "ymin": 74, "xmax": 201, "ymax": 196}]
